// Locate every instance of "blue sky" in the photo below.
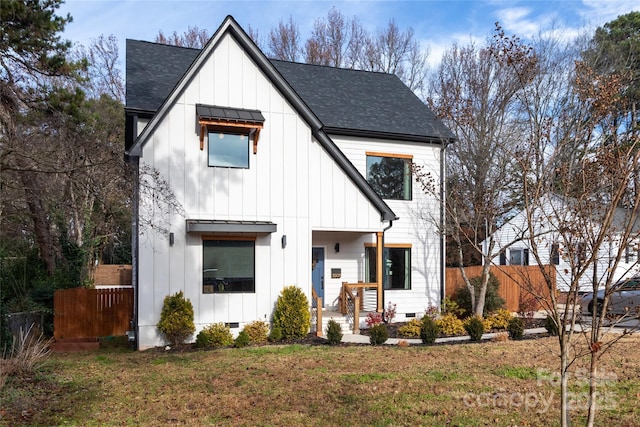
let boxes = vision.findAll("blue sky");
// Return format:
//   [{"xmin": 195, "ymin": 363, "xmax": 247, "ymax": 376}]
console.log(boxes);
[{"xmin": 59, "ymin": 0, "xmax": 639, "ymax": 66}]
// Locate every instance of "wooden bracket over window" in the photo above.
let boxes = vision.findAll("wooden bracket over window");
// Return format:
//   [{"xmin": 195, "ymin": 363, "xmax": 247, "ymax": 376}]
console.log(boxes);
[
  {"xmin": 198, "ymin": 119, "xmax": 263, "ymax": 153},
  {"xmin": 196, "ymin": 104, "xmax": 265, "ymax": 153}
]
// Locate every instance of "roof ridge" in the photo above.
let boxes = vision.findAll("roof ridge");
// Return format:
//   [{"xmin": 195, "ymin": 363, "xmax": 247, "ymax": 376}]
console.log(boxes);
[
  {"xmin": 268, "ymin": 58, "xmax": 397, "ymax": 77},
  {"xmin": 126, "ymin": 38, "xmax": 201, "ymax": 51}
]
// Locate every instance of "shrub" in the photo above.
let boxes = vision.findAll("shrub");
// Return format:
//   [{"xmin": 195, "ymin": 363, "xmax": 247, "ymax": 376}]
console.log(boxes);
[
  {"xmin": 195, "ymin": 323, "xmax": 233, "ymax": 348},
  {"xmin": 435, "ymin": 313, "xmax": 465, "ymax": 336},
  {"xmin": 398, "ymin": 319, "xmax": 422, "ymax": 338},
  {"xmin": 464, "ymin": 316, "xmax": 485, "ymax": 342},
  {"xmin": 420, "ymin": 316, "xmax": 440, "ymax": 344},
  {"xmin": 454, "ymin": 273, "xmax": 505, "ymax": 317},
  {"xmin": 157, "ymin": 291, "xmax": 195, "ymax": 346},
  {"xmin": 441, "ymin": 297, "xmax": 464, "ymax": 318},
  {"xmin": 545, "ymin": 315, "xmax": 559, "ymax": 336},
  {"xmin": 488, "ymin": 309, "xmax": 513, "ymax": 330},
  {"xmin": 272, "ymin": 286, "xmax": 311, "ymax": 339},
  {"xmin": 507, "ymin": 317, "xmax": 525, "ymax": 340},
  {"xmin": 326, "ymin": 319, "xmax": 343, "ymax": 345},
  {"xmin": 369, "ymin": 324, "xmax": 388, "ymax": 345},
  {"xmin": 424, "ymin": 305, "xmax": 439, "ymax": 319},
  {"xmin": 365, "ymin": 311, "xmax": 383, "ymax": 328},
  {"xmin": 268, "ymin": 326, "xmax": 282, "ymax": 342},
  {"xmin": 385, "ymin": 302, "xmax": 397, "ymax": 323},
  {"xmin": 242, "ymin": 320, "xmax": 269, "ymax": 344},
  {"xmin": 234, "ymin": 330, "xmax": 250, "ymax": 348}
]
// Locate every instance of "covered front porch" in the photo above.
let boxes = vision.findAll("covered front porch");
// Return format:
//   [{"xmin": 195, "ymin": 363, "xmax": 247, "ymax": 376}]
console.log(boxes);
[{"xmin": 310, "ymin": 230, "xmax": 385, "ymax": 335}]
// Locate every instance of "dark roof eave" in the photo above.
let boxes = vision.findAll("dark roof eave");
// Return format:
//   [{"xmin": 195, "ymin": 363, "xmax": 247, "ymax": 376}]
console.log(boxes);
[
  {"xmin": 125, "ymin": 107, "xmax": 156, "ymax": 117},
  {"xmin": 323, "ymin": 126, "xmax": 456, "ymax": 145}
]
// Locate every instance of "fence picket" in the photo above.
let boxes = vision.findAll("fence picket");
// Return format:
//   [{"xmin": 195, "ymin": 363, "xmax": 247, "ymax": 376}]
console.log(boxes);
[{"xmin": 54, "ymin": 287, "xmax": 133, "ymax": 340}]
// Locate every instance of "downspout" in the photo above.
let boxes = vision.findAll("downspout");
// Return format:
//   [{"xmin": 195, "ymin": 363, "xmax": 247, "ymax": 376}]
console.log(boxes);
[
  {"xmin": 440, "ymin": 141, "xmax": 450, "ymax": 305},
  {"xmin": 381, "ymin": 219, "xmax": 394, "ymax": 322},
  {"xmin": 130, "ymin": 156, "xmax": 140, "ymax": 350}
]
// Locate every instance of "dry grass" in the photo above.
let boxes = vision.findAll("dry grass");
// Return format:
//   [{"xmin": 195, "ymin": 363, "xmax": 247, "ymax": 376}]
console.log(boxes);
[{"xmin": 1, "ymin": 334, "xmax": 639, "ymax": 426}]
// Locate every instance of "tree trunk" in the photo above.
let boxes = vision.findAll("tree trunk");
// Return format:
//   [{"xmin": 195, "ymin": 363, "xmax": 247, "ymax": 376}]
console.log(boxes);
[
  {"xmin": 21, "ymin": 172, "xmax": 58, "ymax": 275},
  {"xmin": 559, "ymin": 335, "xmax": 571, "ymax": 427}
]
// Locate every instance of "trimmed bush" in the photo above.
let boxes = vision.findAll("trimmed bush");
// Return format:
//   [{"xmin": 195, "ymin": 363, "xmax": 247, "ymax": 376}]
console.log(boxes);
[
  {"xmin": 268, "ymin": 326, "xmax": 282, "ymax": 342},
  {"xmin": 454, "ymin": 273, "xmax": 505, "ymax": 317},
  {"xmin": 488, "ymin": 309, "xmax": 513, "ymax": 330},
  {"xmin": 157, "ymin": 291, "xmax": 195, "ymax": 346},
  {"xmin": 435, "ymin": 313, "xmax": 465, "ymax": 336},
  {"xmin": 420, "ymin": 316, "xmax": 440, "ymax": 344},
  {"xmin": 369, "ymin": 323, "xmax": 388, "ymax": 345},
  {"xmin": 545, "ymin": 315, "xmax": 559, "ymax": 336},
  {"xmin": 326, "ymin": 319, "xmax": 343, "ymax": 345},
  {"xmin": 398, "ymin": 319, "xmax": 422, "ymax": 338},
  {"xmin": 195, "ymin": 322, "xmax": 233, "ymax": 348},
  {"xmin": 441, "ymin": 297, "xmax": 464, "ymax": 318},
  {"xmin": 507, "ymin": 317, "xmax": 525, "ymax": 340},
  {"xmin": 464, "ymin": 316, "xmax": 485, "ymax": 342},
  {"xmin": 242, "ymin": 320, "xmax": 269, "ymax": 344},
  {"xmin": 234, "ymin": 330, "xmax": 250, "ymax": 348},
  {"xmin": 272, "ymin": 286, "xmax": 311, "ymax": 339}
]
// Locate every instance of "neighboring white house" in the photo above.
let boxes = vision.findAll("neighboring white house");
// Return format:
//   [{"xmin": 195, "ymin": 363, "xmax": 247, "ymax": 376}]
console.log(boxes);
[
  {"xmin": 487, "ymin": 194, "xmax": 640, "ymax": 293},
  {"xmin": 124, "ymin": 16, "xmax": 455, "ymax": 350}
]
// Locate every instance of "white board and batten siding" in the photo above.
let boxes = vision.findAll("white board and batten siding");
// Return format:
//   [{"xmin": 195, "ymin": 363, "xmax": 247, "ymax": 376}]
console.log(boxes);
[{"xmin": 136, "ymin": 33, "xmax": 387, "ymax": 349}]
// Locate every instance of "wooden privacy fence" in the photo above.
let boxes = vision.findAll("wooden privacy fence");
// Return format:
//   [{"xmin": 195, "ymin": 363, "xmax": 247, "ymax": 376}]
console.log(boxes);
[
  {"xmin": 446, "ymin": 265, "xmax": 556, "ymax": 312},
  {"xmin": 54, "ymin": 287, "xmax": 134, "ymax": 340}
]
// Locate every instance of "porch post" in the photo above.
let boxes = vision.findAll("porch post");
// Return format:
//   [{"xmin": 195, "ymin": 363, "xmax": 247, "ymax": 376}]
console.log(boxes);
[{"xmin": 376, "ymin": 231, "xmax": 383, "ymax": 312}]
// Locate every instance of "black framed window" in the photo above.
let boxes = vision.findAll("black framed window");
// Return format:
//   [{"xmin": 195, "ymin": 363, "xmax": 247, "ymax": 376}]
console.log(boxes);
[
  {"xmin": 208, "ymin": 132, "xmax": 249, "ymax": 168},
  {"xmin": 366, "ymin": 155, "xmax": 412, "ymax": 200},
  {"xmin": 550, "ymin": 243, "xmax": 560, "ymax": 265},
  {"xmin": 510, "ymin": 248, "xmax": 529, "ymax": 265},
  {"xmin": 365, "ymin": 246, "xmax": 411, "ymax": 290},
  {"xmin": 203, "ymin": 240, "xmax": 255, "ymax": 293}
]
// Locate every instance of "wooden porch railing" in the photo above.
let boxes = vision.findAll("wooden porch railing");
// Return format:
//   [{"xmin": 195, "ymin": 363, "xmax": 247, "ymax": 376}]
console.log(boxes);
[
  {"xmin": 340, "ymin": 282, "xmax": 377, "ymax": 334},
  {"xmin": 311, "ymin": 288, "xmax": 323, "ymax": 337}
]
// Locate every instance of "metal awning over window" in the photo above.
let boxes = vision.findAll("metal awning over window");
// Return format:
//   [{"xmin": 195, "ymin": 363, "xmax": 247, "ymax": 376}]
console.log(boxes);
[
  {"xmin": 186, "ymin": 219, "xmax": 276, "ymax": 234},
  {"xmin": 197, "ymin": 104, "xmax": 265, "ymax": 153}
]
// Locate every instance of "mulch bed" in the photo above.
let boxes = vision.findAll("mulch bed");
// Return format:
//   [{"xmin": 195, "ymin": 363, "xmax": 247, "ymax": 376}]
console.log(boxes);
[{"xmin": 361, "ymin": 316, "xmax": 547, "ymax": 340}]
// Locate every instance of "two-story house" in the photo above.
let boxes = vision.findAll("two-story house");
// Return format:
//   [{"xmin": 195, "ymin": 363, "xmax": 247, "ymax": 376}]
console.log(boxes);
[{"xmin": 125, "ymin": 15, "xmax": 455, "ymax": 349}]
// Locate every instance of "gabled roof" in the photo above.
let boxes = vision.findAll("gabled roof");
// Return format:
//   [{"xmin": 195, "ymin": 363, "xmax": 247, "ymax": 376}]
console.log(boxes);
[
  {"xmin": 126, "ymin": 31, "xmax": 454, "ymax": 144},
  {"xmin": 126, "ymin": 15, "xmax": 447, "ymax": 222}
]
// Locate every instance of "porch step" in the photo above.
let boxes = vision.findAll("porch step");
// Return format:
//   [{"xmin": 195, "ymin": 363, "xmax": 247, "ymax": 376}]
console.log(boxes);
[{"xmin": 320, "ymin": 313, "xmax": 353, "ymax": 335}]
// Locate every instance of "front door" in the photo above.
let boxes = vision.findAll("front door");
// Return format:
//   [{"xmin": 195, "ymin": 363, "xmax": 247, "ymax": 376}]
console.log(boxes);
[{"xmin": 312, "ymin": 247, "xmax": 325, "ymax": 306}]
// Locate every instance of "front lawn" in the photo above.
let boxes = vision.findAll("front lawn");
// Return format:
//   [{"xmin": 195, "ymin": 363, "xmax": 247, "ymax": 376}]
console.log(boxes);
[{"xmin": 2, "ymin": 335, "xmax": 639, "ymax": 426}]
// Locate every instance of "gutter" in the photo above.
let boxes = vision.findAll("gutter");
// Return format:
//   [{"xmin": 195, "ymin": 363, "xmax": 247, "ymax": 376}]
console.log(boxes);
[
  {"xmin": 439, "ymin": 140, "xmax": 453, "ymax": 304},
  {"xmin": 381, "ymin": 220, "xmax": 394, "ymax": 322}
]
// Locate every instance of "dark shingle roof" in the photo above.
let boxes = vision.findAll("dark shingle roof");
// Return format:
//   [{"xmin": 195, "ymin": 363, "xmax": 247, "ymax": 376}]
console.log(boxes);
[
  {"xmin": 125, "ymin": 39, "xmax": 455, "ymax": 142},
  {"xmin": 126, "ymin": 40, "xmax": 199, "ymax": 111},
  {"xmin": 271, "ymin": 60, "xmax": 455, "ymax": 141}
]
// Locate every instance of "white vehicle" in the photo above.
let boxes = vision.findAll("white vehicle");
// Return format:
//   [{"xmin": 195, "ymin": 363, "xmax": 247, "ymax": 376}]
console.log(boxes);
[{"xmin": 580, "ymin": 277, "xmax": 640, "ymax": 317}]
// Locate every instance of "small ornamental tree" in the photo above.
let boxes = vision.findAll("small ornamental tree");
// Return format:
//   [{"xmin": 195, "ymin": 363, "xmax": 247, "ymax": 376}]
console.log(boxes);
[
  {"xmin": 272, "ymin": 286, "xmax": 311, "ymax": 339},
  {"xmin": 157, "ymin": 291, "xmax": 195, "ymax": 346}
]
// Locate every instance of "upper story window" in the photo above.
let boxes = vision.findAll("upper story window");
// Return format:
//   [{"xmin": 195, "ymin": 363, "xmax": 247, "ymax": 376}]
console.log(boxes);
[
  {"xmin": 197, "ymin": 104, "xmax": 264, "ymax": 168},
  {"xmin": 208, "ymin": 132, "xmax": 249, "ymax": 168},
  {"xmin": 366, "ymin": 152, "xmax": 412, "ymax": 200}
]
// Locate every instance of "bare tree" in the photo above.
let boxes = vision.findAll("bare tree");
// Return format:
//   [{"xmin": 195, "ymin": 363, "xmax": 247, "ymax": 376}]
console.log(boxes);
[
  {"xmin": 155, "ymin": 26, "xmax": 210, "ymax": 49},
  {"xmin": 483, "ymin": 23, "xmax": 640, "ymax": 426},
  {"xmin": 304, "ymin": 7, "xmax": 348, "ymax": 67},
  {"xmin": 75, "ymin": 35, "xmax": 125, "ymax": 102},
  {"xmin": 421, "ymin": 30, "xmax": 536, "ymax": 317},
  {"xmin": 267, "ymin": 16, "xmax": 301, "ymax": 62}
]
